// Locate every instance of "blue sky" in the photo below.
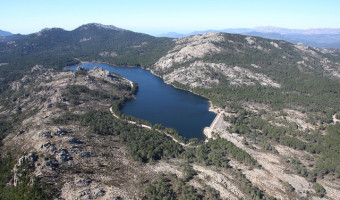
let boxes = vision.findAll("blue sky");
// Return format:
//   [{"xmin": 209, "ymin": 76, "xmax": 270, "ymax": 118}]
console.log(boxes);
[{"xmin": 1, "ymin": 0, "xmax": 339, "ymax": 35}]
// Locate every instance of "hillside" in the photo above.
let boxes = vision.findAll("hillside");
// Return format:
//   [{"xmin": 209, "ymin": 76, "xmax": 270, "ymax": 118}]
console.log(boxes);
[
  {"xmin": 152, "ymin": 32, "xmax": 340, "ymax": 112},
  {"xmin": 0, "ymin": 29, "xmax": 11, "ymax": 37},
  {"xmin": 0, "ymin": 23, "xmax": 174, "ymax": 79},
  {"xmin": 151, "ymin": 32, "xmax": 340, "ymax": 199},
  {"xmin": 159, "ymin": 27, "xmax": 340, "ymax": 49},
  {"xmin": 0, "ymin": 24, "xmax": 340, "ymax": 199}
]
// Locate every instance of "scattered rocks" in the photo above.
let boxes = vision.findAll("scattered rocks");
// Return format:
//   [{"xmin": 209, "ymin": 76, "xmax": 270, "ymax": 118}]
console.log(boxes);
[
  {"xmin": 70, "ymin": 145, "xmax": 81, "ymax": 154},
  {"xmin": 38, "ymin": 131, "xmax": 52, "ymax": 138},
  {"xmin": 17, "ymin": 152, "xmax": 37, "ymax": 165},
  {"xmin": 76, "ymin": 178, "xmax": 91, "ymax": 187},
  {"xmin": 40, "ymin": 142, "xmax": 57, "ymax": 154},
  {"xmin": 31, "ymin": 65, "xmax": 44, "ymax": 72},
  {"xmin": 13, "ymin": 152, "xmax": 37, "ymax": 186},
  {"xmin": 41, "ymin": 159, "xmax": 58, "ymax": 171},
  {"xmin": 220, "ymin": 178, "xmax": 228, "ymax": 188},
  {"xmin": 78, "ymin": 188, "xmax": 92, "ymax": 199},
  {"xmin": 52, "ymin": 127, "xmax": 67, "ymax": 137},
  {"xmin": 154, "ymin": 32, "xmax": 225, "ymax": 71},
  {"xmin": 93, "ymin": 188, "xmax": 106, "ymax": 197},
  {"xmin": 80, "ymin": 151, "xmax": 96, "ymax": 158},
  {"xmin": 99, "ymin": 51, "xmax": 118, "ymax": 57},
  {"xmin": 56, "ymin": 149, "xmax": 73, "ymax": 164},
  {"xmin": 16, "ymin": 130, "xmax": 25, "ymax": 136},
  {"xmin": 68, "ymin": 137, "xmax": 83, "ymax": 144},
  {"xmin": 161, "ymin": 61, "xmax": 281, "ymax": 88}
]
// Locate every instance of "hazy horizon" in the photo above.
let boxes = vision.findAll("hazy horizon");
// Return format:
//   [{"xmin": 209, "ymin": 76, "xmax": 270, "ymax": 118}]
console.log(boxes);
[{"xmin": 1, "ymin": 0, "xmax": 340, "ymax": 35}]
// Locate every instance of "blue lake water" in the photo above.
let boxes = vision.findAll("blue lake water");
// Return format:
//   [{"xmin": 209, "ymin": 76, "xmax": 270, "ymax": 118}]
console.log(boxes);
[{"xmin": 67, "ymin": 63, "xmax": 216, "ymax": 139}]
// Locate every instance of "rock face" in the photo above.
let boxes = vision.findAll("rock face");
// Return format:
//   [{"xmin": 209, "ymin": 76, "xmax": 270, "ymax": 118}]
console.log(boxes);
[
  {"xmin": 154, "ymin": 32, "xmax": 225, "ymax": 71},
  {"xmin": 99, "ymin": 51, "xmax": 118, "ymax": 57},
  {"xmin": 152, "ymin": 32, "xmax": 340, "ymax": 89},
  {"xmin": 0, "ymin": 67, "xmax": 143, "ymax": 198},
  {"xmin": 162, "ymin": 61, "xmax": 281, "ymax": 88},
  {"xmin": 13, "ymin": 153, "xmax": 37, "ymax": 186},
  {"xmin": 56, "ymin": 149, "xmax": 73, "ymax": 164}
]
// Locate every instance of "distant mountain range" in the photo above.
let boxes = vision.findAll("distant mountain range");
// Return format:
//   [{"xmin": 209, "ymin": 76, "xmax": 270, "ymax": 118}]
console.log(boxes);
[
  {"xmin": 158, "ymin": 27, "xmax": 340, "ymax": 49},
  {"xmin": 0, "ymin": 23, "xmax": 340, "ymax": 199},
  {"xmin": 0, "ymin": 29, "xmax": 12, "ymax": 37},
  {"xmin": 2, "ymin": 26, "xmax": 340, "ymax": 49},
  {"xmin": 0, "ymin": 23, "xmax": 174, "ymax": 72}
]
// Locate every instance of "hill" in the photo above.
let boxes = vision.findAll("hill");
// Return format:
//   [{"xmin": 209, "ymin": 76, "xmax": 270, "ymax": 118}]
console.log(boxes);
[
  {"xmin": 0, "ymin": 29, "xmax": 12, "ymax": 37},
  {"xmin": 150, "ymin": 32, "xmax": 340, "ymax": 199},
  {"xmin": 0, "ymin": 23, "xmax": 174, "ymax": 72},
  {"xmin": 158, "ymin": 27, "xmax": 340, "ymax": 49},
  {"xmin": 0, "ymin": 23, "xmax": 174, "ymax": 94},
  {"xmin": 0, "ymin": 24, "xmax": 340, "ymax": 199}
]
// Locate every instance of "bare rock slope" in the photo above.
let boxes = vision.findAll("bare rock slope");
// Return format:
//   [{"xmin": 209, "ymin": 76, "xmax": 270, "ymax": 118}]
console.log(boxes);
[{"xmin": 152, "ymin": 32, "xmax": 340, "ymax": 89}]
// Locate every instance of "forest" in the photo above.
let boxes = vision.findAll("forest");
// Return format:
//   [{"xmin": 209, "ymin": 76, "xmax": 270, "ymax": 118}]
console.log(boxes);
[{"xmin": 0, "ymin": 24, "xmax": 339, "ymax": 199}]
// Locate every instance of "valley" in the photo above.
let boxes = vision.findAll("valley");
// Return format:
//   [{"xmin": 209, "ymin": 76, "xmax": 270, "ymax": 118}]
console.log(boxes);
[{"xmin": 0, "ymin": 23, "xmax": 340, "ymax": 199}]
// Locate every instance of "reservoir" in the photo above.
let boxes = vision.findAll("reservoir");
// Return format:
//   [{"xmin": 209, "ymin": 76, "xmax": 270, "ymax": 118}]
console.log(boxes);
[{"xmin": 67, "ymin": 63, "xmax": 216, "ymax": 139}]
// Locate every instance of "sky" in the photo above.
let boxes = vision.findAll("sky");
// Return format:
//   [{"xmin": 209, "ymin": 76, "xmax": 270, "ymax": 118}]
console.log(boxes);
[{"xmin": 1, "ymin": 0, "xmax": 340, "ymax": 35}]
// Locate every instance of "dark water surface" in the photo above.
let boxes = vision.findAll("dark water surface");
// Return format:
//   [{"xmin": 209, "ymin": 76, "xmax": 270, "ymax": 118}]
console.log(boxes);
[{"xmin": 67, "ymin": 63, "xmax": 216, "ymax": 139}]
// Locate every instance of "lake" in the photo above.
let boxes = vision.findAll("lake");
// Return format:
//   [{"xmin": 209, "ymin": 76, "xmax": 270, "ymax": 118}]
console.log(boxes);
[{"xmin": 67, "ymin": 63, "xmax": 216, "ymax": 139}]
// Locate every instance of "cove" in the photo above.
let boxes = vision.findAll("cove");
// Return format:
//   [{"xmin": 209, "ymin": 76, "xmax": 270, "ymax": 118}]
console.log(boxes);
[{"xmin": 67, "ymin": 63, "xmax": 216, "ymax": 139}]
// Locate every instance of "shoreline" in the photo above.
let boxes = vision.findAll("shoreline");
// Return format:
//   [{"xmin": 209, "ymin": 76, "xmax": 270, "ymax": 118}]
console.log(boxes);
[
  {"xmin": 148, "ymin": 68, "xmax": 215, "ymax": 110},
  {"xmin": 64, "ymin": 59, "xmax": 139, "ymax": 70},
  {"xmin": 67, "ymin": 60, "xmax": 221, "ymax": 140},
  {"xmin": 109, "ymin": 106, "xmax": 187, "ymax": 146},
  {"xmin": 68, "ymin": 60, "xmax": 217, "ymax": 114},
  {"xmin": 147, "ymin": 69, "xmax": 222, "ymax": 141}
]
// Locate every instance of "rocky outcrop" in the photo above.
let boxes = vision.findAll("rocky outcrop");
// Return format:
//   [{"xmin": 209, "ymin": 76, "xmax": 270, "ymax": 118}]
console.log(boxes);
[
  {"xmin": 161, "ymin": 61, "xmax": 281, "ymax": 88},
  {"xmin": 13, "ymin": 152, "xmax": 37, "ymax": 186},
  {"xmin": 152, "ymin": 31, "xmax": 340, "ymax": 90},
  {"xmin": 99, "ymin": 51, "xmax": 118, "ymax": 57},
  {"xmin": 152, "ymin": 32, "xmax": 282, "ymax": 88},
  {"xmin": 154, "ymin": 32, "xmax": 224, "ymax": 71},
  {"xmin": 56, "ymin": 149, "xmax": 73, "ymax": 164}
]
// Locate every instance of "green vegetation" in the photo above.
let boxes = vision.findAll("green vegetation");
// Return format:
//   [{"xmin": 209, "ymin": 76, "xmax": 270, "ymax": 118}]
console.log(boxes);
[
  {"xmin": 313, "ymin": 182, "xmax": 326, "ymax": 198},
  {"xmin": 143, "ymin": 169, "xmax": 275, "ymax": 200},
  {"xmin": 291, "ymin": 158, "xmax": 309, "ymax": 177},
  {"xmin": 336, "ymin": 114, "xmax": 340, "ymax": 120},
  {"xmin": 233, "ymin": 170, "xmax": 270, "ymax": 200},
  {"xmin": 64, "ymin": 84, "xmax": 119, "ymax": 105},
  {"xmin": 0, "ymin": 155, "xmax": 55, "ymax": 199},
  {"xmin": 162, "ymin": 34, "xmax": 340, "ymax": 121},
  {"xmin": 0, "ymin": 120, "xmax": 12, "ymax": 143},
  {"xmin": 54, "ymin": 110, "xmax": 183, "ymax": 162},
  {"xmin": 0, "ymin": 24, "xmax": 174, "ymax": 96},
  {"xmin": 143, "ymin": 173, "xmax": 221, "ymax": 200},
  {"xmin": 224, "ymin": 109, "xmax": 340, "ymax": 178},
  {"xmin": 182, "ymin": 137, "xmax": 257, "ymax": 168},
  {"xmin": 182, "ymin": 163, "xmax": 197, "ymax": 182},
  {"xmin": 1, "ymin": 24, "xmax": 340, "ymax": 198}
]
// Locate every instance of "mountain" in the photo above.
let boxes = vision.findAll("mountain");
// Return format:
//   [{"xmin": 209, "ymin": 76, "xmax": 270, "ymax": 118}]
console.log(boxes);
[
  {"xmin": 0, "ymin": 23, "xmax": 174, "ymax": 75},
  {"xmin": 158, "ymin": 27, "xmax": 340, "ymax": 49},
  {"xmin": 0, "ymin": 23, "xmax": 340, "ymax": 199},
  {"xmin": 0, "ymin": 29, "xmax": 12, "ymax": 36},
  {"xmin": 158, "ymin": 32, "xmax": 186, "ymax": 38},
  {"xmin": 0, "ymin": 33, "xmax": 27, "ymax": 43},
  {"xmin": 253, "ymin": 26, "xmax": 340, "ymax": 34},
  {"xmin": 243, "ymin": 31, "xmax": 340, "ymax": 49},
  {"xmin": 150, "ymin": 32, "xmax": 340, "ymax": 199},
  {"xmin": 151, "ymin": 32, "xmax": 340, "ymax": 107}
]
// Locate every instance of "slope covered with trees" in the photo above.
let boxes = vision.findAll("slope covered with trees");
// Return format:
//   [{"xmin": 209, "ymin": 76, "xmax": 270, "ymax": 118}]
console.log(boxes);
[{"xmin": 1, "ymin": 23, "xmax": 340, "ymax": 199}]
